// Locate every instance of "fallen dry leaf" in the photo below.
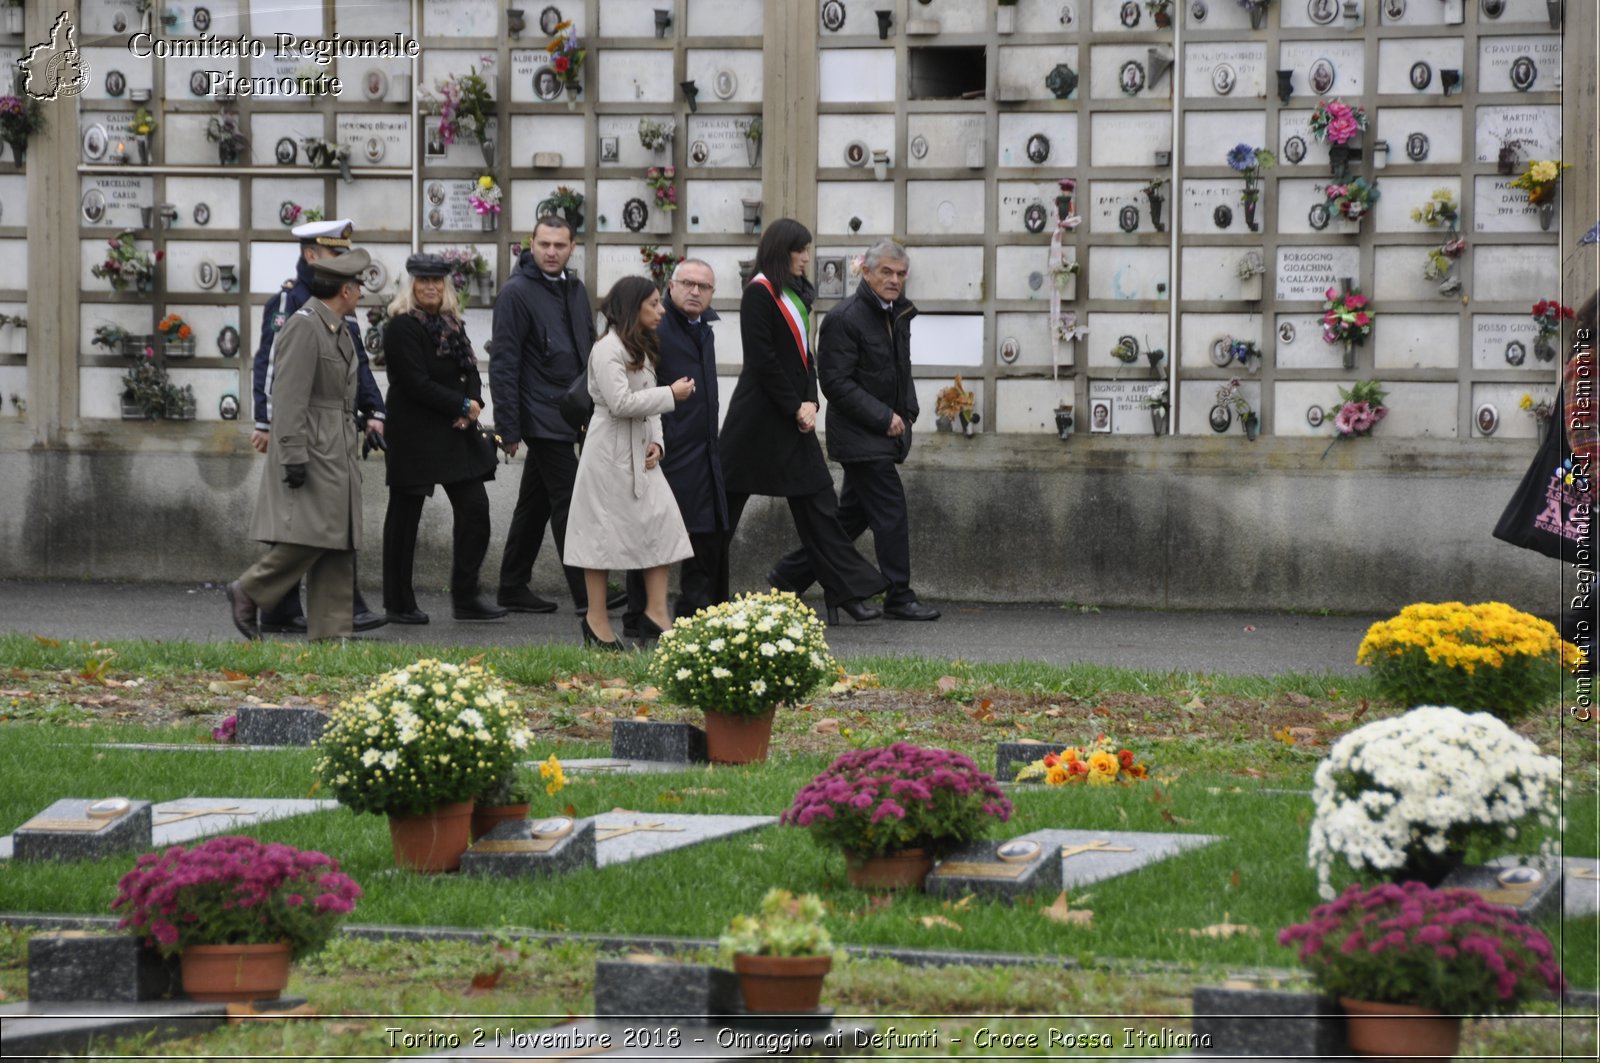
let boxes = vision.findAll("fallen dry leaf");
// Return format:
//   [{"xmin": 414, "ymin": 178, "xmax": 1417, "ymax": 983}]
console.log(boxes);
[
  {"xmin": 220, "ymin": 668, "xmax": 249, "ymax": 681},
  {"xmin": 1044, "ymin": 707, "xmax": 1065, "ymax": 718},
  {"xmin": 943, "ymin": 894, "xmax": 975, "ymax": 911},
  {"xmin": 1041, "ymin": 891, "xmax": 1093, "ymax": 927},
  {"xmin": 935, "ymin": 675, "xmax": 962, "ymax": 694},
  {"xmin": 966, "ymin": 701, "xmax": 994, "ymax": 722},
  {"xmin": 1287, "ymin": 726, "xmax": 1319, "ymax": 745},
  {"xmin": 1233, "ymin": 767, "xmax": 1267, "ymax": 778},
  {"xmin": 1092, "ymin": 705, "xmax": 1111, "ymax": 717},
  {"xmin": 1159, "ymin": 809, "xmax": 1193, "ymax": 826},
  {"xmin": 1229, "ymin": 869, "xmax": 1242, "ymax": 890},
  {"xmin": 917, "ymin": 914, "xmax": 963, "ymax": 931},
  {"xmin": 599, "ymin": 687, "xmax": 632, "ymax": 701},
  {"xmin": 599, "ymin": 678, "xmax": 630, "ymax": 689},
  {"xmin": 1182, "ymin": 695, "xmax": 1206, "ymax": 711},
  {"xmin": 207, "ymin": 680, "xmax": 251, "ymax": 695},
  {"xmin": 466, "ymin": 969, "xmax": 503, "ymax": 993},
  {"xmin": 1353, "ymin": 698, "xmax": 1369, "ymax": 723},
  {"xmin": 227, "ymin": 1001, "xmax": 318, "ymax": 1022},
  {"xmin": 811, "ymin": 717, "xmax": 841, "ymax": 734},
  {"xmin": 32, "ymin": 635, "xmax": 60, "ymax": 648},
  {"xmin": 634, "ymin": 686, "xmax": 661, "ymax": 700}
]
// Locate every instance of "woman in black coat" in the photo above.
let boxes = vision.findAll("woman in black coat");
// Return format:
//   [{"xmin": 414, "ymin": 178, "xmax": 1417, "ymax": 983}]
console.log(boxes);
[
  {"xmin": 721, "ymin": 219, "xmax": 887, "ymax": 623},
  {"xmin": 380, "ymin": 254, "xmax": 506, "ymax": 624}
]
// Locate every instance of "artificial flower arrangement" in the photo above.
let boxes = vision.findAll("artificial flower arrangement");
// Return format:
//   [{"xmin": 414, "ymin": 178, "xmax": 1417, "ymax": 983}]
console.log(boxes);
[
  {"xmin": 639, "ymin": 246, "xmax": 681, "ymax": 291},
  {"xmin": 1320, "ymin": 285, "xmax": 1373, "ymax": 348},
  {"xmin": 131, "ymin": 105, "xmax": 158, "ymax": 138},
  {"xmin": 204, "ymin": 110, "xmax": 248, "ymax": 163},
  {"xmin": 437, "ymin": 247, "xmax": 493, "ymax": 305},
  {"xmin": 1321, "ymin": 379, "xmax": 1387, "ymax": 457},
  {"xmin": 91, "ymin": 324, "xmax": 130, "ymax": 352},
  {"xmin": 1409, "ymin": 187, "xmax": 1458, "ymax": 231},
  {"xmin": 1356, "ymin": 601, "xmax": 1582, "ymax": 720},
  {"xmin": 935, "ymin": 374, "xmax": 980, "ymax": 434},
  {"xmin": 469, "ymin": 173, "xmax": 503, "ymax": 216},
  {"xmin": 645, "ymin": 165, "xmax": 678, "ymax": 212},
  {"xmin": 1306, "ymin": 98, "xmax": 1367, "ymax": 146},
  {"xmin": 1215, "ymin": 377, "xmax": 1259, "ymax": 438},
  {"xmin": 1423, "ymin": 236, "xmax": 1467, "ymax": 283},
  {"xmin": 545, "ymin": 22, "xmax": 586, "ymax": 89},
  {"xmin": 719, "ymin": 889, "xmax": 834, "ymax": 959},
  {"xmin": 638, "ymin": 116, "xmax": 674, "ymax": 152},
  {"xmin": 1226, "ymin": 143, "xmax": 1276, "ymax": 202},
  {"xmin": 111, "ymin": 836, "xmax": 361, "ymax": 959},
  {"xmin": 157, "ymin": 312, "xmax": 193, "ymax": 345},
  {"xmin": 547, "ymin": 185, "xmax": 584, "ymax": 214},
  {"xmin": 781, "ymin": 743, "xmax": 1013, "ymax": 859},
  {"xmin": 1323, "ymin": 177, "xmax": 1380, "ymax": 223},
  {"xmin": 1235, "ymin": 250, "xmax": 1267, "ymax": 282},
  {"xmin": 1509, "ymin": 158, "xmax": 1566, "ymax": 205},
  {"xmin": 1014, "ymin": 735, "xmax": 1149, "ymax": 786},
  {"xmin": 1279, "ymin": 881, "xmax": 1564, "ymax": 1013},
  {"xmin": 428, "ymin": 65, "xmax": 494, "ymax": 145},
  {"xmin": 1304, "ymin": 705, "xmax": 1561, "ymax": 899},
  {"xmin": 313, "ymin": 658, "xmax": 530, "ymax": 818},
  {"xmin": 301, "ymin": 136, "xmax": 351, "ymax": 170},
  {"xmin": 1110, "ymin": 337, "xmax": 1140, "ymax": 364},
  {"xmin": 1143, "ymin": 380, "xmax": 1170, "ymax": 415},
  {"xmin": 0, "ymin": 93, "xmax": 45, "ymax": 150},
  {"xmin": 91, "ymin": 231, "xmax": 163, "ymax": 292},
  {"xmin": 1144, "ymin": 0, "xmax": 1174, "ymax": 26},
  {"xmin": 1225, "ymin": 337, "xmax": 1262, "ymax": 371},
  {"xmin": 121, "ymin": 347, "xmax": 196, "ymax": 420},
  {"xmin": 744, "ymin": 117, "xmax": 764, "ymax": 143},
  {"xmin": 649, "ymin": 591, "xmax": 837, "ymax": 718},
  {"xmin": 1520, "ymin": 392, "xmax": 1554, "ymax": 424},
  {"xmin": 1530, "ymin": 298, "xmax": 1574, "ymax": 361}
]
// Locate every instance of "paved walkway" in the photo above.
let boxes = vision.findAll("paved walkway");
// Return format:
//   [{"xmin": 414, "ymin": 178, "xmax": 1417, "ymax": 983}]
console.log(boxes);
[{"xmin": 0, "ymin": 580, "xmax": 1373, "ymax": 676}]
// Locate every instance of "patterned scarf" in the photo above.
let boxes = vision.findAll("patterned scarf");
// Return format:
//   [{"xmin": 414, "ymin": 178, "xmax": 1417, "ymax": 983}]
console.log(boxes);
[{"xmin": 409, "ymin": 309, "xmax": 476, "ymax": 372}]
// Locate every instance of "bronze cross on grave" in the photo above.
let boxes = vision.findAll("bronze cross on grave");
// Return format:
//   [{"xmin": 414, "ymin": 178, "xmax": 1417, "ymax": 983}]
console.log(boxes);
[
  {"xmin": 153, "ymin": 805, "xmax": 257, "ymax": 826},
  {"xmin": 1571, "ymin": 867, "xmax": 1600, "ymax": 880},
  {"xmin": 1059, "ymin": 839, "xmax": 1136, "ymax": 861},
  {"xmin": 593, "ymin": 821, "xmax": 686, "ymax": 843}
]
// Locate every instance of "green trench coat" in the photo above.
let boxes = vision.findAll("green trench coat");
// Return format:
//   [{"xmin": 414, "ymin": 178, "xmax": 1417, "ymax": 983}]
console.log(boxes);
[{"xmin": 247, "ymin": 298, "xmax": 362, "ymax": 550}]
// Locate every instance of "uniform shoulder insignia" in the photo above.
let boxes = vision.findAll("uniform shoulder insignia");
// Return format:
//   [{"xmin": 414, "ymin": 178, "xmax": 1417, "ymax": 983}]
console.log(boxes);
[
  {"xmin": 294, "ymin": 306, "xmax": 314, "ymax": 316},
  {"xmin": 281, "ymin": 279, "xmax": 296, "ymax": 290}
]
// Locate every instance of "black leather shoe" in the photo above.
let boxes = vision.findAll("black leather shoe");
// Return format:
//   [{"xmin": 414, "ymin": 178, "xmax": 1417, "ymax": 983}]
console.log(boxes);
[
  {"xmin": 352, "ymin": 610, "xmax": 389, "ymax": 632},
  {"xmin": 454, "ymin": 594, "xmax": 509, "ymax": 621},
  {"xmin": 622, "ymin": 624, "xmax": 643, "ymax": 639},
  {"xmin": 259, "ymin": 616, "xmax": 308, "ymax": 634},
  {"xmin": 385, "ymin": 609, "xmax": 430, "ymax": 625},
  {"xmin": 580, "ymin": 617, "xmax": 624, "ymax": 651},
  {"xmin": 766, "ymin": 569, "xmax": 798, "ymax": 594},
  {"xmin": 225, "ymin": 580, "xmax": 260, "ymax": 641},
  {"xmin": 826, "ymin": 599, "xmax": 882, "ymax": 625},
  {"xmin": 884, "ymin": 601, "xmax": 941, "ymax": 621},
  {"xmin": 498, "ymin": 588, "xmax": 559, "ymax": 613}
]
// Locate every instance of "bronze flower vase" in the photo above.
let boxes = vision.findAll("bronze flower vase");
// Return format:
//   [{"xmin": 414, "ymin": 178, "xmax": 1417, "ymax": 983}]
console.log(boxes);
[
  {"xmin": 1249, "ymin": 3, "xmax": 1267, "ymax": 27},
  {"xmin": 1341, "ymin": 339, "xmax": 1355, "ymax": 370},
  {"xmin": 1243, "ymin": 191, "xmax": 1259, "ymax": 232},
  {"xmin": 1537, "ymin": 201, "xmax": 1554, "ymax": 231},
  {"xmin": 1151, "ymin": 409, "xmax": 1168, "ymax": 436}
]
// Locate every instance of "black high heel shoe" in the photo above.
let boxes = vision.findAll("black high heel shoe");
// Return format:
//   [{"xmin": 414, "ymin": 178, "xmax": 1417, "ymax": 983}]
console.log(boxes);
[
  {"xmin": 635, "ymin": 615, "xmax": 668, "ymax": 642},
  {"xmin": 581, "ymin": 617, "xmax": 624, "ymax": 651},
  {"xmin": 826, "ymin": 599, "xmax": 883, "ymax": 626}
]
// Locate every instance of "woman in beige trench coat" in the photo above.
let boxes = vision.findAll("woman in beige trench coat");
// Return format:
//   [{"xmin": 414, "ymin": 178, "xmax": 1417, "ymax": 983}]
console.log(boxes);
[{"xmin": 566, "ymin": 276, "xmax": 696, "ymax": 649}]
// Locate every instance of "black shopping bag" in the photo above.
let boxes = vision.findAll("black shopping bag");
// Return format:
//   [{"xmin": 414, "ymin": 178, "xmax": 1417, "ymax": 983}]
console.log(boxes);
[{"xmin": 1493, "ymin": 387, "xmax": 1589, "ymax": 561}]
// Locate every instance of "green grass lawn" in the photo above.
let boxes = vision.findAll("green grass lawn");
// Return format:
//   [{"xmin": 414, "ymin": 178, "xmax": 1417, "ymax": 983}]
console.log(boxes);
[{"xmin": 0, "ymin": 632, "xmax": 1594, "ymax": 1063}]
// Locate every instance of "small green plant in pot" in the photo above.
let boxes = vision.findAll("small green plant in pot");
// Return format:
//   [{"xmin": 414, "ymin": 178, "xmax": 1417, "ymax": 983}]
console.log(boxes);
[
  {"xmin": 111, "ymin": 836, "xmax": 361, "ymax": 1002},
  {"xmin": 782, "ymin": 742, "xmax": 1013, "ymax": 890},
  {"xmin": 649, "ymin": 591, "xmax": 837, "ymax": 764},
  {"xmin": 1279, "ymin": 881, "xmax": 1564, "ymax": 1059},
  {"xmin": 719, "ymin": 889, "xmax": 834, "ymax": 1014}
]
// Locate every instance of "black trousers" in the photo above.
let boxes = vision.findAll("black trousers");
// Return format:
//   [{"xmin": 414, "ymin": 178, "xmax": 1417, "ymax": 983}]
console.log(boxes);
[
  {"xmin": 383, "ymin": 480, "xmax": 492, "ymax": 612},
  {"xmin": 771, "ymin": 459, "xmax": 915, "ymax": 607},
  {"xmin": 261, "ymin": 555, "xmax": 369, "ymax": 624},
  {"xmin": 728, "ymin": 488, "xmax": 886, "ymax": 608},
  {"xmin": 623, "ymin": 528, "xmax": 731, "ymax": 627},
  {"xmin": 497, "ymin": 438, "xmax": 588, "ymax": 605}
]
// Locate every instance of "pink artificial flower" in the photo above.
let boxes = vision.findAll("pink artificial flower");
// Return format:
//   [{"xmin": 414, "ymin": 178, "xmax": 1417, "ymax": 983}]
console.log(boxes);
[
  {"xmin": 1354, "ymin": 312, "xmax": 1370, "ymax": 327},
  {"xmin": 1334, "ymin": 404, "xmax": 1358, "ymax": 434},
  {"xmin": 1325, "ymin": 286, "xmax": 1338, "ymax": 300},
  {"xmin": 1345, "ymin": 293, "xmax": 1367, "ymax": 308}
]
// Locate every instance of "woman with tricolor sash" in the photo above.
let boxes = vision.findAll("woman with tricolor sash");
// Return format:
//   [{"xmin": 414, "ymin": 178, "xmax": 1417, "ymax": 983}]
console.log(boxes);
[{"xmin": 720, "ymin": 218, "xmax": 888, "ymax": 624}]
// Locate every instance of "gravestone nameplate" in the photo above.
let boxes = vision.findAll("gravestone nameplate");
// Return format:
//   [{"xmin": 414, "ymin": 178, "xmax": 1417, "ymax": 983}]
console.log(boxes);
[
  {"xmin": 1276, "ymin": 246, "xmax": 1360, "ymax": 301},
  {"xmin": 13, "ymin": 799, "xmax": 153, "ymax": 862},
  {"xmin": 925, "ymin": 838, "xmax": 1065, "ymax": 903},
  {"xmin": 1438, "ymin": 862, "xmax": 1561, "ymax": 922},
  {"xmin": 234, "ymin": 706, "xmax": 328, "ymax": 746},
  {"xmin": 995, "ymin": 741, "xmax": 1072, "ymax": 781},
  {"xmin": 593, "ymin": 812, "xmax": 777, "ymax": 867},
  {"xmin": 1028, "ymin": 828, "xmax": 1223, "ymax": 888},
  {"xmin": 1491, "ymin": 855, "xmax": 1599, "ymax": 918},
  {"xmin": 460, "ymin": 818, "xmax": 597, "ymax": 879}
]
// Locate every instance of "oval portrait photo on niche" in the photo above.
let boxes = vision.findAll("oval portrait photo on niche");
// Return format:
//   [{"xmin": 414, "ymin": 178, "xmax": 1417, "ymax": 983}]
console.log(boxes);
[
  {"xmin": 533, "ymin": 67, "xmax": 562, "ymax": 101},
  {"xmin": 1410, "ymin": 61, "xmax": 1432, "ymax": 91},
  {"xmin": 1309, "ymin": 58, "xmax": 1335, "ymax": 96}
]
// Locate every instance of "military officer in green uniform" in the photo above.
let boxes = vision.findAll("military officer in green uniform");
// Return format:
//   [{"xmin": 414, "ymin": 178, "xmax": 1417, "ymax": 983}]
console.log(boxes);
[{"xmin": 228, "ymin": 248, "xmax": 374, "ymax": 641}]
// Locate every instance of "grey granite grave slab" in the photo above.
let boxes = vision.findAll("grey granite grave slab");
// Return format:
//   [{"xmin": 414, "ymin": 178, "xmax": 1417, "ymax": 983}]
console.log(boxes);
[
  {"xmin": 1490, "ymin": 855, "xmax": 1600, "ymax": 919},
  {"xmin": 593, "ymin": 959, "xmax": 742, "ymax": 1024},
  {"xmin": 924, "ymin": 839, "xmax": 1064, "ymax": 904},
  {"xmin": 994, "ymin": 741, "xmax": 1072, "ymax": 781},
  {"xmin": 1439, "ymin": 861, "xmax": 1562, "ymax": 923},
  {"xmin": 28, "ymin": 932, "xmax": 180, "ymax": 1002},
  {"xmin": 12, "ymin": 799, "xmax": 152, "ymax": 863},
  {"xmin": 1191, "ymin": 986, "xmax": 1347, "ymax": 1059},
  {"xmin": 383, "ymin": 1017, "xmax": 876, "ymax": 1060},
  {"xmin": 459, "ymin": 818, "xmax": 597, "ymax": 879},
  {"xmin": 612, "ymin": 720, "xmax": 708, "ymax": 764},
  {"xmin": 1, "ymin": 797, "xmax": 340, "ymax": 861},
  {"xmin": 0, "ymin": 996, "xmax": 307, "ymax": 1062},
  {"xmin": 234, "ymin": 705, "xmax": 328, "ymax": 746},
  {"xmin": 592, "ymin": 813, "xmax": 777, "ymax": 868},
  {"xmin": 561, "ymin": 758, "xmax": 701, "ymax": 775},
  {"xmin": 1023, "ymin": 829, "xmax": 1223, "ymax": 889}
]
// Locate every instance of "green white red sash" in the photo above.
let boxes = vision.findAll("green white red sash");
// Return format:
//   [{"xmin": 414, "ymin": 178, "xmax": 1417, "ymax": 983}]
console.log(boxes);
[{"xmin": 754, "ymin": 273, "xmax": 811, "ymax": 369}]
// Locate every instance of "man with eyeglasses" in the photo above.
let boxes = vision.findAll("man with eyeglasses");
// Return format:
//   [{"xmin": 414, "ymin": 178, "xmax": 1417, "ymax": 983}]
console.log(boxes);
[{"xmin": 622, "ymin": 259, "xmax": 729, "ymax": 636}]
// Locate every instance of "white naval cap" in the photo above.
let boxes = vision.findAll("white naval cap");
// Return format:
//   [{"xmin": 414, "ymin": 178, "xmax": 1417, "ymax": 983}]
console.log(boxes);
[{"xmin": 290, "ymin": 218, "xmax": 355, "ymax": 248}]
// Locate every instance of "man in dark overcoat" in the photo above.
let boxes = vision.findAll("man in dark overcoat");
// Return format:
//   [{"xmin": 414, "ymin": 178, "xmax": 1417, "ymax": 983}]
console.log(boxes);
[
  {"xmin": 228, "ymin": 249, "xmax": 373, "ymax": 641},
  {"xmin": 488, "ymin": 215, "xmax": 608, "ymax": 614},
  {"xmin": 622, "ymin": 259, "xmax": 728, "ymax": 636},
  {"xmin": 250, "ymin": 218, "xmax": 386, "ymax": 633},
  {"xmin": 771, "ymin": 239, "xmax": 940, "ymax": 620}
]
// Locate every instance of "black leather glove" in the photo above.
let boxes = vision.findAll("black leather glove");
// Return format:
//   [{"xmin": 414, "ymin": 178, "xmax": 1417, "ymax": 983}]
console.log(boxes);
[
  {"xmin": 283, "ymin": 463, "xmax": 307, "ymax": 489},
  {"xmin": 361, "ymin": 427, "xmax": 387, "ymax": 459}
]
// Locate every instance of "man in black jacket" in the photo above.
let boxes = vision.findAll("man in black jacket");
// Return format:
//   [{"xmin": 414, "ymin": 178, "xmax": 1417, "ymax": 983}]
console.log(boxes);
[
  {"xmin": 771, "ymin": 239, "xmax": 940, "ymax": 620},
  {"xmin": 488, "ymin": 216, "xmax": 595, "ymax": 613},
  {"xmin": 622, "ymin": 259, "xmax": 729, "ymax": 636}
]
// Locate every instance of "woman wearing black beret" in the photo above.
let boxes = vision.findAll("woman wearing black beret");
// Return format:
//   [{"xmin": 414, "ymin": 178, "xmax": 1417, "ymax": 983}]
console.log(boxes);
[{"xmin": 379, "ymin": 254, "xmax": 507, "ymax": 623}]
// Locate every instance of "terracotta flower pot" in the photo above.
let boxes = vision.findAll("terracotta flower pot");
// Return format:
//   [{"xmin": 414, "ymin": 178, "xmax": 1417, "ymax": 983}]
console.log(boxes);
[
  {"xmin": 181, "ymin": 942, "xmax": 292, "ymax": 1002},
  {"xmin": 845, "ymin": 847, "xmax": 934, "ymax": 890},
  {"xmin": 1340, "ymin": 998, "xmax": 1462, "ymax": 1060},
  {"xmin": 388, "ymin": 800, "xmax": 474, "ymax": 872},
  {"xmin": 733, "ymin": 953, "xmax": 832, "ymax": 1013},
  {"xmin": 470, "ymin": 802, "xmax": 530, "ymax": 842},
  {"xmin": 702, "ymin": 707, "xmax": 776, "ymax": 764}
]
